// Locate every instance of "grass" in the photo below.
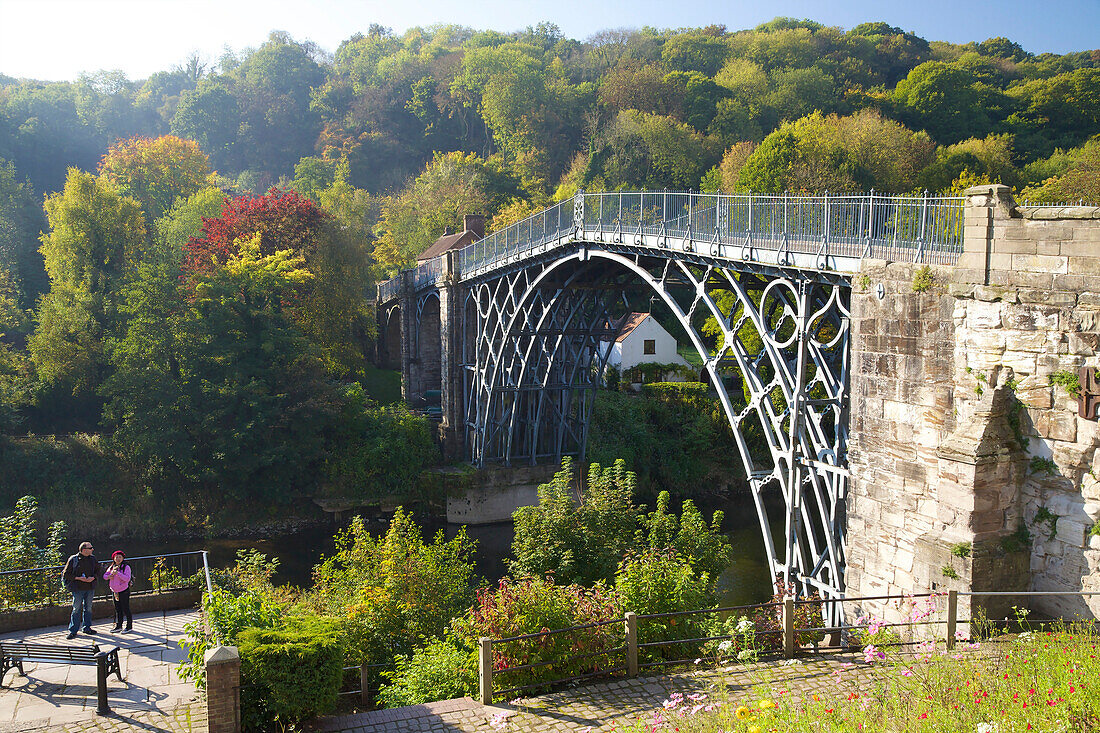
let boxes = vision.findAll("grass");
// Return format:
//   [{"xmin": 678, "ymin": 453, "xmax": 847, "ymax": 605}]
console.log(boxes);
[
  {"xmin": 616, "ymin": 617, "xmax": 1100, "ymax": 733},
  {"xmin": 677, "ymin": 344, "xmax": 704, "ymax": 368},
  {"xmin": 360, "ymin": 365, "xmax": 403, "ymax": 403}
]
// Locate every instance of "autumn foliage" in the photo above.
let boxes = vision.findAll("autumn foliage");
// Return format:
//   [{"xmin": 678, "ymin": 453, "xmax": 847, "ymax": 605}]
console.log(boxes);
[
  {"xmin": 98, "ymin": 136, "xmax": 211, "ymax": 220},
  {"xmin": 182, "ymin": 189, "xmax": 327, "ymax": 278}
]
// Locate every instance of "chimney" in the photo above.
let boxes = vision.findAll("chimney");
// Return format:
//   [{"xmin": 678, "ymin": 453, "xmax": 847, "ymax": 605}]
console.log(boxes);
[
  {"xmin": 464, "ymin": 214, "xmax": 486, "ymax": 240},
  {"xmin": 443, "ymin": 226, "xmax": 453, "ymax": 236}
]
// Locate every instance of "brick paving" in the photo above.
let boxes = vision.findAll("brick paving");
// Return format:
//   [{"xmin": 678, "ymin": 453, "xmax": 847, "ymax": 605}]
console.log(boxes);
[
  {"xmin": 0, "ymin": 609, "xmax": 203, "ymax": 732},
  {"xmin": 308, "ymin": 652, "xmax": 883, "ymax": 733}
]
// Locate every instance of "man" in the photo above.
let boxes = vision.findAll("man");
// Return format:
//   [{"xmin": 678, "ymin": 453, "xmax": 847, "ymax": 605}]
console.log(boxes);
[{"xmin": 62, "ymin": 542, "xmax": 100, "ymax": 640}]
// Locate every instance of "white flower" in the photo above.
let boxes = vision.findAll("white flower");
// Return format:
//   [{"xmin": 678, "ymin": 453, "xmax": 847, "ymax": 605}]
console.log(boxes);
[
  {"xmin": 736, "ymin": 617, "xmax": 754, "ymax": 633},
  {"xmin": 718, "ymin": 640, "xmax": 732, "ymax": 652},
  {"xmin": 977, "ymin": 723, "xmax": 998, "ymax": 733}
]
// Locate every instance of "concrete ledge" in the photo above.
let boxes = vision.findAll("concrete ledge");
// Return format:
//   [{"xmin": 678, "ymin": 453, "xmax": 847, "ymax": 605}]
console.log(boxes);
[{"xmin": 0, "ymin": 588, "xmax": 200, "ymax": 634}]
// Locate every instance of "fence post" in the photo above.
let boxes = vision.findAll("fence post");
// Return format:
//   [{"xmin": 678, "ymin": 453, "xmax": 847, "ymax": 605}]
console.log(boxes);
[
  {"xmin": 205, "ymin": 645, "xmax": 241, "ymax": 733},
  {"xmin": 360, "ymin": 662, "xmax": 370, "ymax": 706},
  {"xmin": 783, "ymin": 598, "xmax": 796, "ymax": 658},
  {"xmin": 625, "ymin": 612, "xmax": 638, "ymax": 677},
  {"xmin": 479, "ymin": 637, "xmax": 493, "ymax": 705},
  {"xmin": 946, "ymin": 590, "xmax": 958, "ymax": 649}
]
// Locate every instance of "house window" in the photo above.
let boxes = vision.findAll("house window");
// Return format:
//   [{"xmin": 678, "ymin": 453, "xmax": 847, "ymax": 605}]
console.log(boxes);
[{"xmin": 643, "ymin": 339, "xmax": 656, "ymax": 355}]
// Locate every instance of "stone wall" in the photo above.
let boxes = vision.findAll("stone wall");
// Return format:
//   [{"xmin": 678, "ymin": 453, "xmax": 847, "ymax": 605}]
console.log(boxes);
[{"xmin": 848, "ymin": 185, "xmax": 1100, "ymax": 622}]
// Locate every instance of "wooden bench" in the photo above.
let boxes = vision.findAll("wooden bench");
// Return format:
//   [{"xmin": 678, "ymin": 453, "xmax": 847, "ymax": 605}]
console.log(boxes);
[{"xmin": 0, "ymin": 641, "xmax": 123, "ymax": 714}]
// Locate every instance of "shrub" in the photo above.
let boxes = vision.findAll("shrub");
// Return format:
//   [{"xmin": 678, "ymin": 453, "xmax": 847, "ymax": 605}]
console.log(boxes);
[
  {"xmin": 614, "ymin": 549, "xmax": 712, "ymax": 662},
  {"xmin": 461, "ymin": 576, "xmax": 621, "ymax": 697},
  {"xmin": 510, "ymin": 459, "xmax": 733, "ymax": 587},
  {"xmin": 377, "ymin": 638, "xmax": 477, "ymax": 707},
  {"xmin": 238, "ymin": 619, "xmax": 344, "ymax": 731},
  {"xmin": 178, "ymin": 587, "xmax": 285, "ymax": 688},
  {"xmin": 640, "ymin": 491, "xmax": 732, "ymax": 581},
  {"xmin": 0, "ymin": 496, "xmax": 66, "ymax": 608},
  {"xmin": 510, "ymin": 457, "xmax": 638, "ymax": 586},
  {"xmin": 305, "ymin": 508, "xmax": 477, "ymax": 684},
  {"xmin": 1050, "ymin": 369, "xmax": 1081, "ymax": 398},
  {"xmin": 911, "ymin": 265, "xmax": 934, "ymax": 292}
]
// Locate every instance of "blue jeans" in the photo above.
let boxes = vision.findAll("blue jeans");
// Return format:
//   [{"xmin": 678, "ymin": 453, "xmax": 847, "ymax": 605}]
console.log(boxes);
[{"xmin": 69, "ymin": 589, "xmax": 93, "ymax": 634}]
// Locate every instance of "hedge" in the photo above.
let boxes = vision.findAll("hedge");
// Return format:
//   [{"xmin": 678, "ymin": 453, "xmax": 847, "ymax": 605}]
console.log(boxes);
[{"xmin": 238, "ymin": 619, "xmax": 344, "ymax": 731}]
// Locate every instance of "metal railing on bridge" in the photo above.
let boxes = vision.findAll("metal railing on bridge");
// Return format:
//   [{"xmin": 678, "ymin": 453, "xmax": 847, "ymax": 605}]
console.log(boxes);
[{"xmin": 379, "ymin": 190, "xmax": 966, "ymax": 295}]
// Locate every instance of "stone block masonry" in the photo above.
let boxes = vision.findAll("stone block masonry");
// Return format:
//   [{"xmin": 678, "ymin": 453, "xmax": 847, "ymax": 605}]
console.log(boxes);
[{"xmin": 848, "ymin": 185, "xmax": 1100, "ymax": 624}]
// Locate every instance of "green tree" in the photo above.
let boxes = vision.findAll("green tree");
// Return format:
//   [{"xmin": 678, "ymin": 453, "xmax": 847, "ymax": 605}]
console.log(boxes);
[
  {"xmin": 372, "ymin": 151, "xmax": 519, "ymax": 273},
  {"xmin": 892, "ymin": 61, "xmax": 1006, "ymax": 144},
  {"xmin": 0, "ymin": 158, "xmax": 48, "ymax": 308},
  {"xmin": 308, "ymin": 509, "xmax": 477, "ymax": 666},
  {"xmin": 29, "ymin": 169, "xmax": 146, "ymax": 393},
  {"xmin": 171, "ymin": 79, "xmax": 241, "ymax": 172}
]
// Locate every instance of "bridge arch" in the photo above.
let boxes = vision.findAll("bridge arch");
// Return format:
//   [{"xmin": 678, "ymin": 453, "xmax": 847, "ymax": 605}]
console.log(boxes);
[
  {"xmin": 412, "ymin": 291, "xmax": 441, "ymax": 397},
  {"xmin": 464, "ymin": 246, "xmax": 849, "ymax": 611}
]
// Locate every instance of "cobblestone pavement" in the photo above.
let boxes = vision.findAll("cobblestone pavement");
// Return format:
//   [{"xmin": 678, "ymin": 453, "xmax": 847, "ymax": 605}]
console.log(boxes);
[
  {"xmin": 309, "ymin": 652, "xmax": 883, "ymax": 733},
  {"xmin": 0, "ymin": 609, "xmax": 202, "ymax": 732}
]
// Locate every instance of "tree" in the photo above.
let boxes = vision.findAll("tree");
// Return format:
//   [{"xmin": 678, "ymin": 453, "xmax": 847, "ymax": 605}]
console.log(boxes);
[
  {"xmin": 892, "ymin": 61, "xmax": 1006, "ymax": 144},
  {"xmin": 660, "ymin": 33, "xmax": 731, "ymax": 76},
  {"xmin": 182, "ymin": 189, "xmax": 326, "ymax": 279},
  {"xmin": 171, "ymin": 79, "xmax": 241, "ymax": 171},
  {"xmin": 30, "ymin": 169, "xmax": 146, "ymax": 393},
  {"xmin": 0, "ymin": 158, "xmax": 47, "ymax": 308},
  {"xmin": 372, "ymin": 151, "xmax": 519, "ymax": 273},
  {"xmin": 736, "ymin": 110, "xmax": 935, "ymax": 193},
  {"xmin": 37, "ymin": 169, "xmax": 147, "ymax": 294},
  {"xmin": 169, "ymin": 238, "xmax": 337, "ymax": 501},
  {"xmin": 587, "ymin": 110, "xmax": 723, "ymax": 191},
  {"xmin": 98, "ymin": 135, "xmax": 211, "ymax": 221},
  {"xmin": 153, "ymin": 186, "xmax": 228, "ymax": 263}
]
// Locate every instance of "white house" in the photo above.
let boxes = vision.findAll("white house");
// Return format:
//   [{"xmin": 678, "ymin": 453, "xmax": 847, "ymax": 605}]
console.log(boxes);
[{"xmin": 600, "ymin": 312, "xmax": 690, "ymax": 377}]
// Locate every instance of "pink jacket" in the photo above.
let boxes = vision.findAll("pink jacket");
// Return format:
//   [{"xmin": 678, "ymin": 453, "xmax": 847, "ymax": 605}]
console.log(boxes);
[{"xmin": 104, "ymin": 563, "xmax": 131, "ymax": 593}]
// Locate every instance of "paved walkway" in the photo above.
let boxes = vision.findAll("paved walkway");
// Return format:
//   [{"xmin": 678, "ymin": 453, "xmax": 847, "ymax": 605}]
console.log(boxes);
[
  {"xmin": 0, "ymin": 609, "xmax": 205, "ymax": 732},
  {"xmin": 308, "ymin": 653, "xmax": 881, "ymax": 733}
]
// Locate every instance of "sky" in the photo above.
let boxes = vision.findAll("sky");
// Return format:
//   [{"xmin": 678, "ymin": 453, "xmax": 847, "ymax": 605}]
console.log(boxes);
[{"xmin": 2, "ymin": 0, "xmax": 1099, "ymax": 82}]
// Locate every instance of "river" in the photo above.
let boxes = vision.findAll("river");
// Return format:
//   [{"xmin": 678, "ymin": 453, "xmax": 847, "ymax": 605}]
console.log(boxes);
[{"xmin": 68, "ymin": 500, "xmax": 778, "ymax": 607}]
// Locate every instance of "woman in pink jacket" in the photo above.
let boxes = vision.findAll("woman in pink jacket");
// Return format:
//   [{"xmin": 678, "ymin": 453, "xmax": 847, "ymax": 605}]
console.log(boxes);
[{"xmin": 103, "ymin": 550, "xmax": 133, "ymax": 632}]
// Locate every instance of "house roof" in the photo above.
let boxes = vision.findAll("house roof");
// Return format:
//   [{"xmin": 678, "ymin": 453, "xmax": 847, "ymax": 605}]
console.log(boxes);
[
  {"xmin": 614, "ymin": 312, "xmax": 650, "ymax": 342},
  {"xmin": 417, "ymin": 229, "xmax": 478, "ymax": 262}
]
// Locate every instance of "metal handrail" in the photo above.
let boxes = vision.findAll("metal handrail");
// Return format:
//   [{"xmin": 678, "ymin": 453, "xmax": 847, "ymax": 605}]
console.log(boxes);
[
  {"xmin": 378, "ymin": 190, "xmax": 967, "ymax": 299},
  {"xmin": 0, "ymin": 551, "xmax": 211, "ymax": 612}
]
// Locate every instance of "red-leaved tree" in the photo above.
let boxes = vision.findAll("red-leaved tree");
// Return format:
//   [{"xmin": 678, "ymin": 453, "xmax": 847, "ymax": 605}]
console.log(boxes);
[{"xmin": 183, "ymin": 188, "xmax": 327, "ymax": 278}]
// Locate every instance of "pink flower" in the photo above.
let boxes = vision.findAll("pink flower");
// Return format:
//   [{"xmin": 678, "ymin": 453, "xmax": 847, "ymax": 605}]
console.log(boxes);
[{"xmin": 863, "ymin": 645, "xmax": 886, "ymax": 664}]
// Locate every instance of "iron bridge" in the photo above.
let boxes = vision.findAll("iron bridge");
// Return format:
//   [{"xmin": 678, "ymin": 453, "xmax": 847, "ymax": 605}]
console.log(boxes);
[{"xmin": 379, "ymin": 190, "xmax": 964, "ymax": 618}]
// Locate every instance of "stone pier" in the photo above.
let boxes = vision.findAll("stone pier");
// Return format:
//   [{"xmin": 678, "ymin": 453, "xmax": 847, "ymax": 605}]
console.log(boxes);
[{"xmin": 847, "ymin": 185, "xmax": 1100, "ymax": 622}]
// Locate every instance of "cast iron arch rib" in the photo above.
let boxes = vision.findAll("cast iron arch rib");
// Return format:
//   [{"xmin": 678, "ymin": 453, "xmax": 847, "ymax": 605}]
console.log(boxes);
[{"xmin": 462, "ymin": 248, "xmax": 850, "ymax": 620}]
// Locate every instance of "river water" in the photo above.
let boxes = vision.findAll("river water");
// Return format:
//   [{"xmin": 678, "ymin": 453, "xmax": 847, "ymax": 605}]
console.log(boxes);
[{"xmin": 70, "ymin": 501, "xmax": 777, "ymax": 607}]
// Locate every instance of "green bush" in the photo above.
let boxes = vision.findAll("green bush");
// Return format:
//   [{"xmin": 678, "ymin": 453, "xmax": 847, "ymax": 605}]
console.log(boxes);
[
  {"xmin": 510, "ymin": 457, "xmax": 638, "ymax": 586},
  {"xmin": 178, "ymin": 587, "xmax": 285, "ymax": 688},
  {"xmin": 305, "ymin": 508, "xmax": 477, "ymax": 682},
  {"xmin": 0, "ymin": 496, "xmax": 66, "ymax": 609},
  {"xmin": 510, "ymin": 459, "xmax": 732, "ymax": 587},
  {"xmin": 238, "ymin": 619, "xmax": 344, "ymax": 731},
  {"xmin": 614, "ymin": 549, "xmax": 712, "ymax": 662},
  {"xmin": 378, "ymin": 638, "xmax": 477, "ymax": 707}
]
